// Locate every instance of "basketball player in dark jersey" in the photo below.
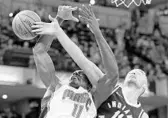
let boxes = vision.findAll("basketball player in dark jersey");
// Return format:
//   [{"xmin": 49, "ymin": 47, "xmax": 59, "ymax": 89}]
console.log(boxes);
[{"xmin": 78, "ymin": 5, "xmax": 149, "ymax": 118}]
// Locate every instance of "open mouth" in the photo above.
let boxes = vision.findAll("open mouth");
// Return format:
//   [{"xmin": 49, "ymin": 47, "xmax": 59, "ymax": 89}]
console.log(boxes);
[
  {"xmin": 71, "ymin": 75, "xmax": 79, "ymax": 81},
  {"xmin": 70, "ymin": 75, "xmax": 80, "ymax": 84},
  {"xmin": 69, "ymin": 79, "xmax": 80, "ymax": 89}
]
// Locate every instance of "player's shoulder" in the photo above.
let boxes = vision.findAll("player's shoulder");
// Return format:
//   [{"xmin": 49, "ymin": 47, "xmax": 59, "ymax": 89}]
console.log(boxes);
[{"xmin": 141, "ymin": 112, "xmax": 149, "ymax": 118}]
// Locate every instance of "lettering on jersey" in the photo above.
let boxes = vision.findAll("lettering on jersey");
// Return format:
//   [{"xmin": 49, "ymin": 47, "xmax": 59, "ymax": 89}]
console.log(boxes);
[
  {"xmin": 107, "ymin": 101, "xmax": 133, "ymax": 118},
  {"xmin": 62, "ymin": 89, "xmax": 91, "ymax": 111}
]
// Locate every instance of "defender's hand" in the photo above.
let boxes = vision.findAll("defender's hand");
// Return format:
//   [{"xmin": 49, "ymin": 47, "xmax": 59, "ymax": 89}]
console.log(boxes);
[
  {"xmin": 57, "ymin": 5, "xmax": 79, "ymax": 22},
  {"xmin": 31, "ymin": 17, "xmax": 61, "ymax": 36},
  {"xmin": 79, "ymin": 4, "xmax": 100, "ymax": 33}
]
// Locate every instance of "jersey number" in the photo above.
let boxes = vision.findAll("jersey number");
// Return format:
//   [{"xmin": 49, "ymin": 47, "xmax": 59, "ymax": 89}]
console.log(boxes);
[
  {"xmin": 112, "ymin": 111, "xmax": 124, "ymax": 118},
  {"xmin": 72, "ymin": 103, "xmax": 84, "ymax": 118}
]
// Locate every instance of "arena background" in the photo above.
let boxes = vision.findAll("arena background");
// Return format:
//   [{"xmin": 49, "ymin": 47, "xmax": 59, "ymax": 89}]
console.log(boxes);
[{"xmin": 0, "ymin": 0, "xmax": 168, "ymax": 117}]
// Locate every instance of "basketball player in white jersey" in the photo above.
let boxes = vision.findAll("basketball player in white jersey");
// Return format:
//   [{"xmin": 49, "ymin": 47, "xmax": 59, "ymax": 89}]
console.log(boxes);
[
  {"xmin": 32, "ymin": 4, "xmax": 118, "ymax": 109},
  {"xmin": 32, "ymin": 5, "xmax": 149, "ymax": 118},
  {"xmin": 32, "ymin": 6, "xmax": 97, "ymax": 118}
]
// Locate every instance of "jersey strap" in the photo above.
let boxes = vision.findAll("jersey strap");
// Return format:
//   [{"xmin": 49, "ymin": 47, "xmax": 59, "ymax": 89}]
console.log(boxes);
[
  {"xmin": 138, "ymin": 109, "xmax": 145, "ymax": 118},
  {"xmin": 39, "ymin": 106, "xmax": 48, "ymax": 118},
  {"xmin": 110, "ymin": 85, "xmax": 120, "ymax": 95}
]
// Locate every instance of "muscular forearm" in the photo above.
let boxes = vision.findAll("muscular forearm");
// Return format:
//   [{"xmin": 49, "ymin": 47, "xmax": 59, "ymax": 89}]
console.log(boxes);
[
  {"xmin": 55, "ymin": 28, "xmax": 85, "ymax": 65},
  {"xmin": 93, "ymin": 29, "xmax": 119, "ymax": 79}
]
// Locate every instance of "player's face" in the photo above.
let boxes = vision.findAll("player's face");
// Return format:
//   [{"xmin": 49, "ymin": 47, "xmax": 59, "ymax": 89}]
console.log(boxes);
[
  {"xmin": 124, "ymin": 69, "xmax": 147, "ymax": 90},
  {"xmin": 69, "ymin": 70, "xmax": 88, "ymax": 90}
]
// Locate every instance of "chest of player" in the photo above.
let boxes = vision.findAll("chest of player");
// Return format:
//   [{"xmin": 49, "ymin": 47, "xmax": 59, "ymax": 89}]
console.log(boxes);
[
  {"xmin": 97, "ymin": 87, "xmax": 143, "ymax": 118},
  {"xmin": 46, "ymin": 85, "xmax": 95, "ymax": 118}
]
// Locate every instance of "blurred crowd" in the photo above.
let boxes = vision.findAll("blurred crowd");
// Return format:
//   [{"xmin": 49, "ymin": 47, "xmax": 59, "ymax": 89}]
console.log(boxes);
[
  {"xmin": 0, "ymin": 5, "xmax": 168, "ymax": 94},
  {"xmin": 0, "ymin": 108, "xmax": 21, "ymax": 118},
  {"xmin": 0, "ymin": 99, "xmax": 40, "ymax": 118}
]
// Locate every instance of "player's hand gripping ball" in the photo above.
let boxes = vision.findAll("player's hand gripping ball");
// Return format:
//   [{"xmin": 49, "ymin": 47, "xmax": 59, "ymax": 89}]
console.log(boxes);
[{"xmin": 12, "ymin": 10, "xmax": 41, "ymax": 40}]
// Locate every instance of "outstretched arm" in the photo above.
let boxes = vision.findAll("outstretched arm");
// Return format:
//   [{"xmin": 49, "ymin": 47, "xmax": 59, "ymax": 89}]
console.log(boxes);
[
  {"xmin": 80, "ymin": 5, "xmax": 119, "ymax": 87},
  {"xmin": 54, "ymin": 27, "xmax": 104, "ymax": 86},
  {"xmin": 55, "ymin": 6, "xmax": 105, "ymax": 87},
  {"xmin": 93, "ymin": 28, "xmax": 119, "ymax": 82},
  {"xmin": 32, "ymin": 16, "xmax": 63, "ymax": 89},
  {"xmin": 32, "ymin": 6, "xmax": 104, "ymax": 88},
  {"xmin": 32, "ymin": 6, "xmax": 79, "ymax": 88},
  {"xmin": 79, "ymin": 5, "xmax": 119, "ymax": 107}
]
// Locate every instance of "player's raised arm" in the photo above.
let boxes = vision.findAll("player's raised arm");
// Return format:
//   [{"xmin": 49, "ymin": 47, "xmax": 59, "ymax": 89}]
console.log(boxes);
[
  {"xmin": 32, "ymin": 16, "xmax": 64, "ymax": 89},
  {"xmin": 55, "ymin": 27, "xmax": 104, "ymax": 87},
  {"xmin": 80, "ymin": 5, "xmax": 119, "ymax": 86},
  {"xmin": 56, "ymin": 6, "xmax": 104, "ymax": 87},
  {"xmin": 79, "ymin": 5, "xmax": 119, "ymax": 107},
  {"xmin": 32, "ymin": 6, "xmax": 104, "ymax": 88}
]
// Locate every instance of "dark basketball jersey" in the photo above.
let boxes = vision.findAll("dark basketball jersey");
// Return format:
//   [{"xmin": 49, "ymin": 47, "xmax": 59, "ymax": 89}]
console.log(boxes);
[{"xmin": 97, "ymin": 86, "xmax": 145, "ymax": 118}]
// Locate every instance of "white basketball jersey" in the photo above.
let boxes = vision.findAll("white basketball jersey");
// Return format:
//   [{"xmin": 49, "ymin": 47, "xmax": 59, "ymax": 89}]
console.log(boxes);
[{"xmin": 45, "ymin": 85, "xmax": 96, "ymax": 118}]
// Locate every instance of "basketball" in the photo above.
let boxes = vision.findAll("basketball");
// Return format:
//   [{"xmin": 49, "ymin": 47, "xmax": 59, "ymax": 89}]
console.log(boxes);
[{"xmin": 12, "ymin": 10, "xmax": 41, "ymax": 40}]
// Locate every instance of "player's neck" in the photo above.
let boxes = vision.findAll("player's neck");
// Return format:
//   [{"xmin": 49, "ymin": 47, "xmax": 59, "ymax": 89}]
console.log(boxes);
[{"xmin": 122, "ymin": 86, "xmax": 140, "ymax": 106}]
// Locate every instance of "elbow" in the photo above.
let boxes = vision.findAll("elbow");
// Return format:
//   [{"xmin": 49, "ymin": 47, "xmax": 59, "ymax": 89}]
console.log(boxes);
[
  {"xmin": 114, "ymin": 71, "xmax": 119, "ymax": 81},
  {"xmin": 111, "ymin": 66, "xmax": 119, "ymax": 80},
  {"xmin": 107, "ymin": 70, "xmax": 119, "ymax": 82},
  {"xmin": 32, "ymin": 47, "xmax": 37, "ymax": 54},
  {"xmin": 115, "ymin": 71, "xmax": 119, "ymax": 79},
  {"xmin": 115, "ymin": 73, "xmax": 119, "ymax": 81},
  {"xmin": 111, "ymin": 71, "xmax": 119, "ymax": 80},
  {"xmin": 109, "ymin": 73, "xmax": 119, "ymax": 86},
  {"xmin": 33, "ymin": 43, "xmax": 46, "ymax": 55},
  {"xmin": 32, "ymin": 47, "xmax": 39, "ymax": 56}
]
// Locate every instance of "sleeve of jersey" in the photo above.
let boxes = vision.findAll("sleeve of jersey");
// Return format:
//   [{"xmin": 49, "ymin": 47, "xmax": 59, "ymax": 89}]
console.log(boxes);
[{"xmin": 94, "ymin": 75, "xmax": 117, "ymax": 108}]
